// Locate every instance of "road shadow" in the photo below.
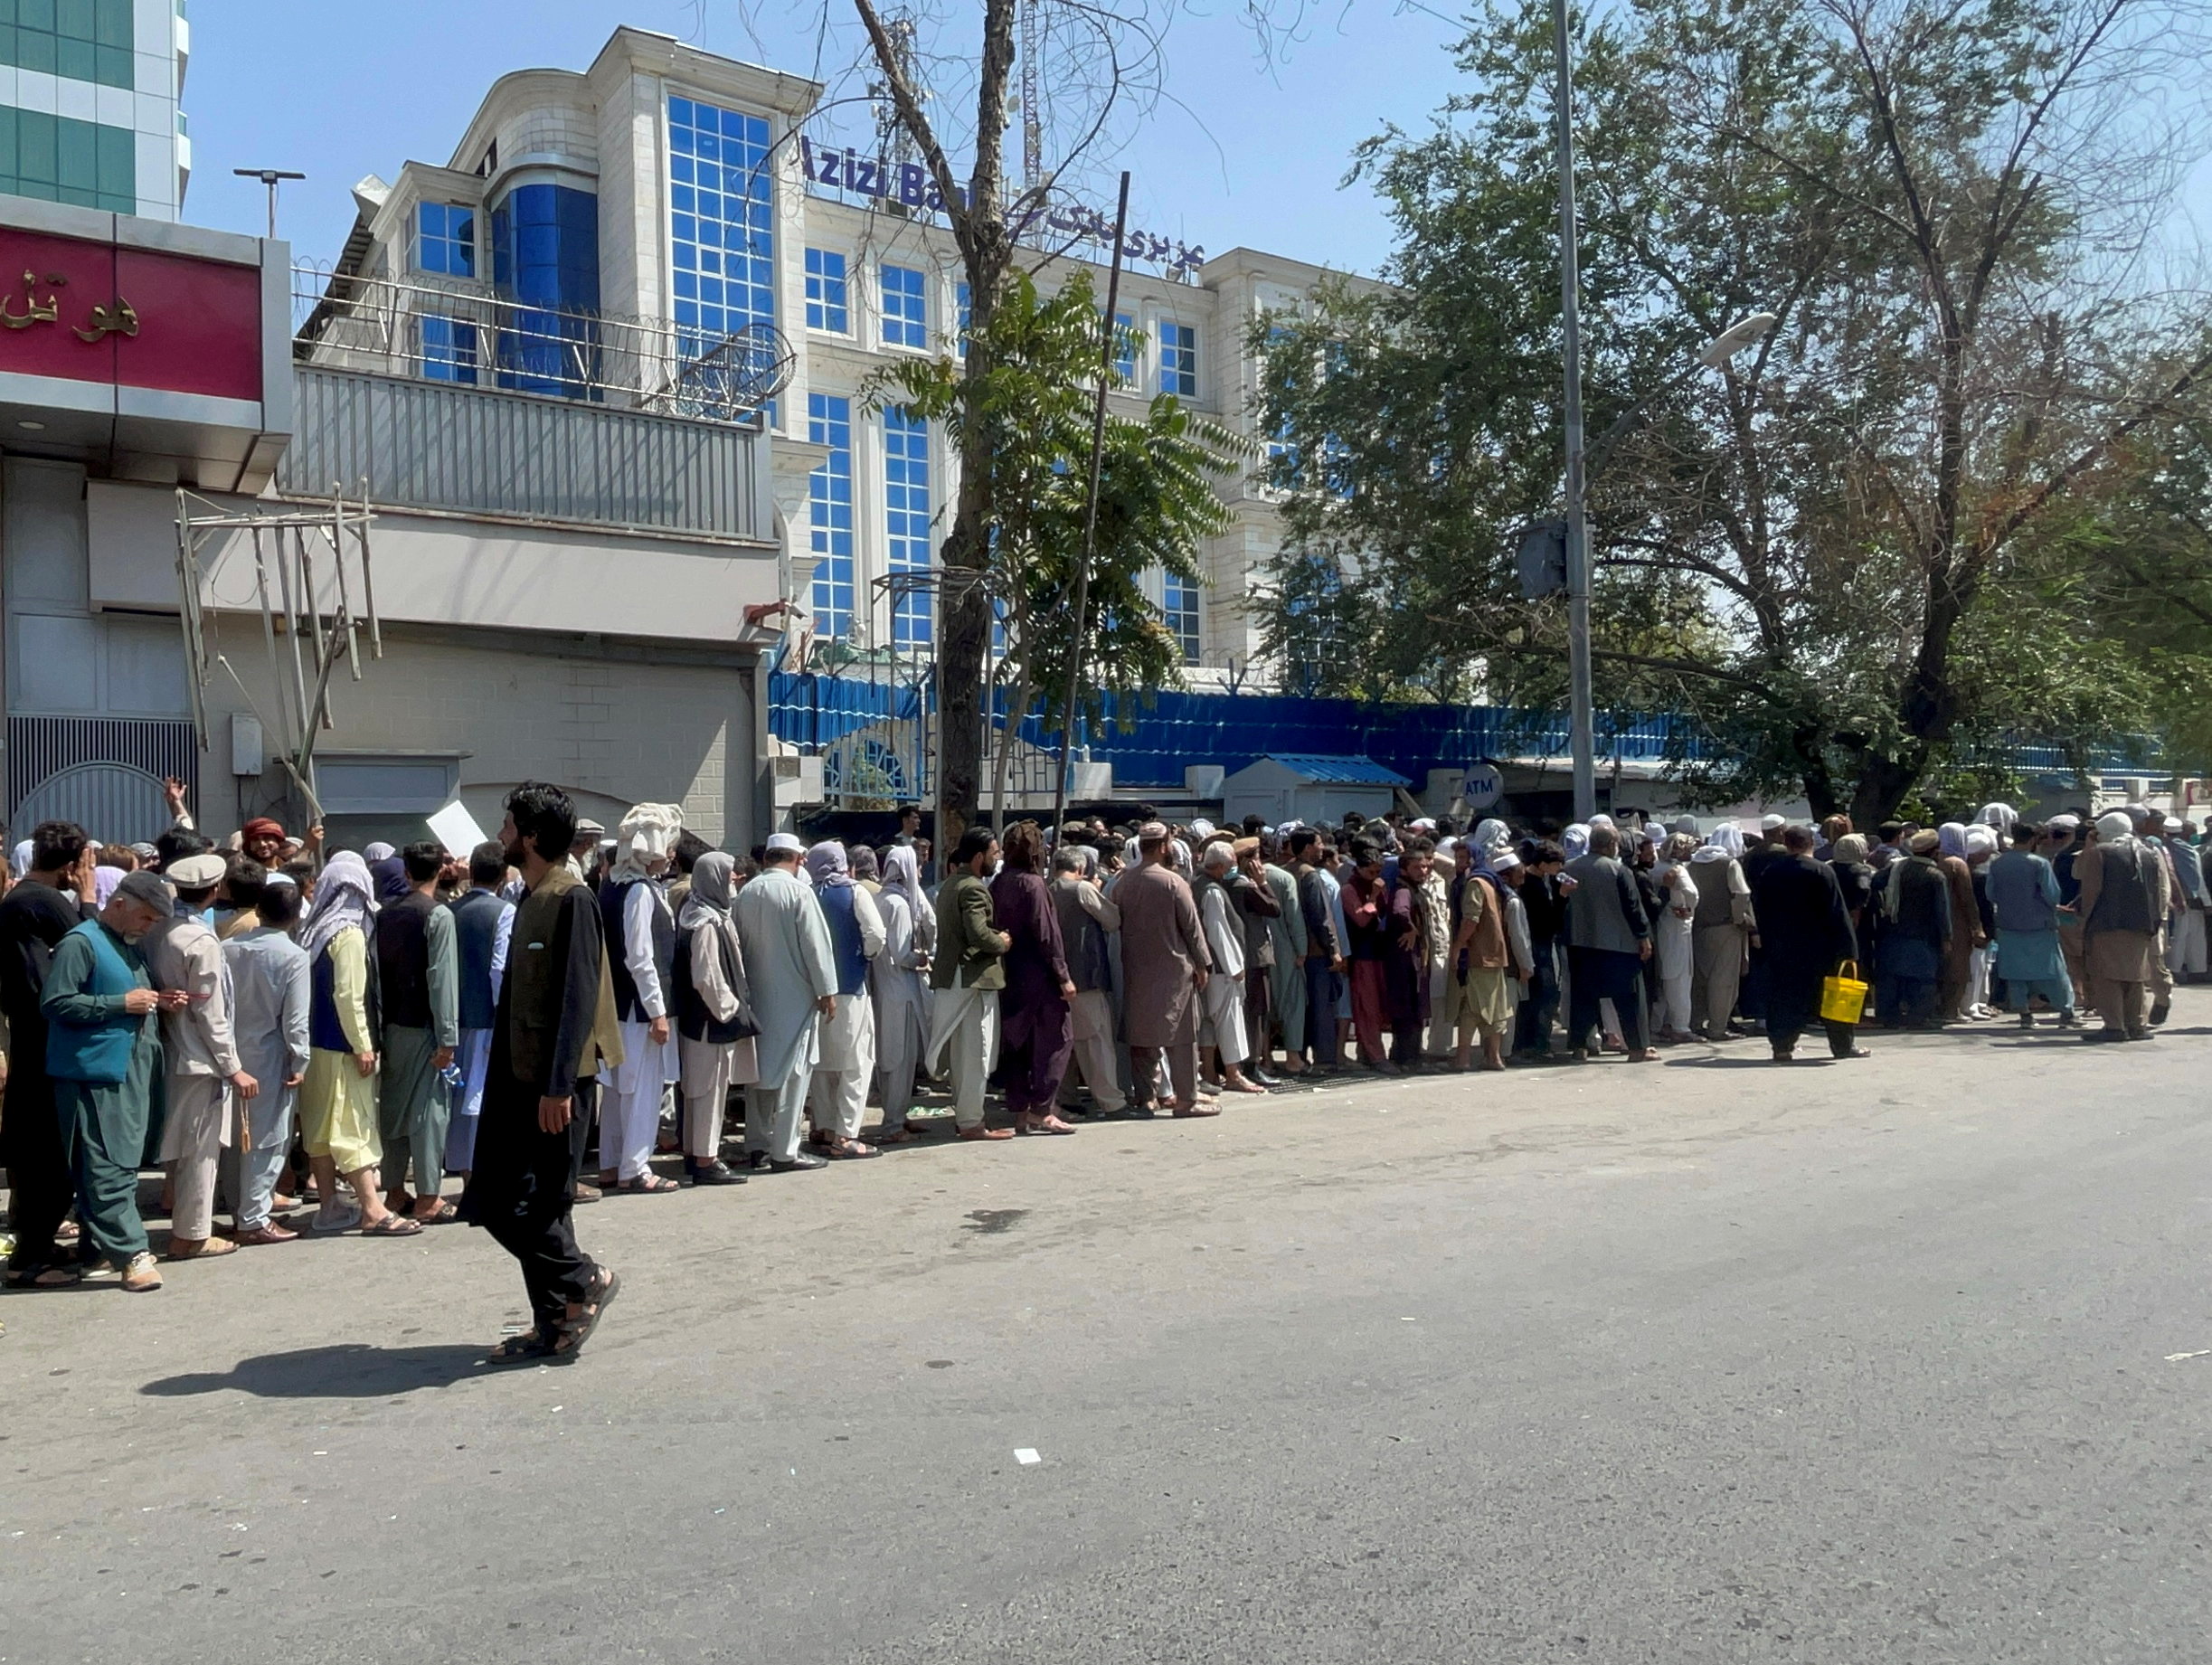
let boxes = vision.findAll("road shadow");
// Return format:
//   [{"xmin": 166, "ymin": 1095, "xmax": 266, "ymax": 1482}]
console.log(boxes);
[{"xmin": 140, "ymin": 1343, "xmax": 488, "ymax": 1399}]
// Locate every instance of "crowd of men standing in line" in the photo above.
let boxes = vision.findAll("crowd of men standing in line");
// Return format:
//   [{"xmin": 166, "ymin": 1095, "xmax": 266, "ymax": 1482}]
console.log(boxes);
[{"xmin": 0, "ymin": 783, "xmax": 2195, "ymax": 1360}]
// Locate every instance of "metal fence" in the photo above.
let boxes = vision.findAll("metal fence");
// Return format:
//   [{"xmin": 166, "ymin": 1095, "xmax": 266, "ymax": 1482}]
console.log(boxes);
[
  {"xmin": 279, "ymin": 365, "xmax": 767, "ymax": 540},
  {"xmin": 767, "ymin": 672, "xmax": 2158, "ymax": 799},
  {"xmin": 290, "ymin": 263, "xmax": 791, "ymax": 421}
]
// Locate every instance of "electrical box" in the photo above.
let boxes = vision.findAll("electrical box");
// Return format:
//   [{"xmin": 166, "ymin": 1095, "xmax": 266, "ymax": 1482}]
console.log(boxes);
[{"xmin": 229, "ymin": 713, "xmax": 263, "ymax": 778}]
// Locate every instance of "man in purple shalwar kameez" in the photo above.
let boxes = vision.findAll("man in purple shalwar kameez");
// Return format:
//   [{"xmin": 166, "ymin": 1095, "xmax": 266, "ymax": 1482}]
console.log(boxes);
[{"xmin": 989, "ymin": 823, "xmax": 1078, "ymax": 1134}]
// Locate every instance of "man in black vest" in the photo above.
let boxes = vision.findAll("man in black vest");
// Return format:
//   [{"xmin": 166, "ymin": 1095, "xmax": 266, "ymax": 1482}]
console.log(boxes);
[
  {"xmin": 441, "ymin": 839, "xmax": 515, "ymax": 1179},
  {"xmin": 376, "ymin": 841, "xmax": 459, "ymax": 1223},
  {"xmin": 466, "ymin": 781, "xmax": 622, "ymax": 1365},
  {"xmin": 1, "ymin": 820, "xmax": 94, "ymax": 1287}
]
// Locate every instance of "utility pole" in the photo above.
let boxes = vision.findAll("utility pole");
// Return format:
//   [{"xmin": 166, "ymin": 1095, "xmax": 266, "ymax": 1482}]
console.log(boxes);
[
  {"xmin": 233, "ymin": 167, "xmax": 305, "ymax": 241},
  {"xmin": 1049, "ymin": 170, "xmax": 1133, "ymax": 838},
  {"xmin": 1550, "ymin": 0, "xmax": 1595, "ymax": 823}
]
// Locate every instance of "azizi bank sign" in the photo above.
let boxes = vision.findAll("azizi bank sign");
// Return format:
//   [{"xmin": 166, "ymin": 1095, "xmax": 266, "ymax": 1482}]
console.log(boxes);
[{"xmin": 797, "ymin": 136, "xmax": 1206, "ymax": 279}]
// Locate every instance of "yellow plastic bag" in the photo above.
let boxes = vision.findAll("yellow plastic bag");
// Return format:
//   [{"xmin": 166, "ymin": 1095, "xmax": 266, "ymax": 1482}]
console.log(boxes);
[{"xmin": 1820, "ymin": 959, "xmax": 1869, "ymax": 1026}]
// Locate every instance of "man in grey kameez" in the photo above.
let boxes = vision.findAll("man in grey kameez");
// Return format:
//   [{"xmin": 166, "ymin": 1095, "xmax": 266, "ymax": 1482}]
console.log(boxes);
[
  {"xmin": 1262, "ymin": 837, "xmax": 1309, "ymax": 1074},
  {"xmin": 734, "ymin": 832, "xmax": 837, "ymax": 1171},
  {"xmin": 374, "ymin": 842, "xmax": 460, "ymax": 1220},
  {"xmin": 221, "ymin": 872, "xmax": 311, "ymax": 1243}
]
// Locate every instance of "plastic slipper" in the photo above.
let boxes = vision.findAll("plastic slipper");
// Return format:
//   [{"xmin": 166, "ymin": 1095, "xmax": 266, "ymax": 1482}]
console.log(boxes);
[{"xmin": 362, "ymin": 1214, "xmax": 423, "ymax": 1236}]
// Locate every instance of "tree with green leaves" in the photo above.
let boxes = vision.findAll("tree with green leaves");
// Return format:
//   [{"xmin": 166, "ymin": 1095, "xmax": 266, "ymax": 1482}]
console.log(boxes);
[
  {"xmin": 1259, "ymin": 0, "xmax": 2212, "ymax": 820},
  {"xmin": 872, "ymin": 269, "xmax": 1243, "ymax": 819}
]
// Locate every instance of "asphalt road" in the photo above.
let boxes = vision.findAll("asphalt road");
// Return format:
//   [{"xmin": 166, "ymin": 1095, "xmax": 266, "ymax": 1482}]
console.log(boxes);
[{"xmin": 6, "ymin": 1000, "xmax": 2211, "ymax": 1664}]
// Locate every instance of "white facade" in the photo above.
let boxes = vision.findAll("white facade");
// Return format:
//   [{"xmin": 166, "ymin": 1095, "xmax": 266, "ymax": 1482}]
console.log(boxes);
[
  {"xmin": 338, "ymin": 26, "xmax": 1381, "ymax": 682},
  {"xmin": 0, "ymin": 0, "xmax": 188, "ymax": 222}
]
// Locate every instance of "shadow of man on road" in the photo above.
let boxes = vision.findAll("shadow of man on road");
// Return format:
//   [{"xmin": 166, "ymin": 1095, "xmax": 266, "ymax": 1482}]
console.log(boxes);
[{"xmin": 140, "ymin": 1343, "xmax": 487, "ymax": 1398}]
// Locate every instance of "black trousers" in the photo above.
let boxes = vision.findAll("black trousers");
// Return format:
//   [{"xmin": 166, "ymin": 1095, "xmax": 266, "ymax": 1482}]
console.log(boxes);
[
  {"xmin": 468, "ymin": 1074, "xmax": 598, "ymax": 1334},
  {"xmin": 1771, "ymin": 1017, "xmax": 1858, "ymax": 1057},
  {"xmin": 1768, "ymin": 972, "xmax": 1857, "ymax": 1057},
  {"xmin": 3, "ymin": 1071, "xmax": 73, "ymax": 1272},
  {"xmin": 1566, "ymin": 948, "xmax": 1648, "ymax": 1054}
]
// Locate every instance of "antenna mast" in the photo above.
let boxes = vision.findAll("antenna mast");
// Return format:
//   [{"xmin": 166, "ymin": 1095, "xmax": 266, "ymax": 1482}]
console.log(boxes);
[{"xmin": 1020, "ymin": 0, "xmax": 1044, "ymax": 196}]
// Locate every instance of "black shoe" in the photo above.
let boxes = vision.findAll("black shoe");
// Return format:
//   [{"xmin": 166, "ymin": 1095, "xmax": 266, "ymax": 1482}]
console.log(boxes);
[
  {"xmin": 768, "ymin": 1150, "xmax": 829, "ymax": 1172},
  {"xmin": 1248, "ymin": 1067, "xmax": 1281, "ymax": 1088},
  {"xmin": 2018, "ymin": 1010, "xmax": 2035, "ymax": 1030},
  {"xmin": 2080, "ymin": 1028, "xmax": 2124, "ymax": 1043},
  {"xmin": 2150, "ymin": 1000, "xmax": 2171, "ymax": 1026},
  {"xmin": 2056, "ymin": 1009, "xmax": 2080, "ymax": 1028},
  {"xmin": 687, "ymin": 1159, "xmax": 746, "ymax": 1186}
]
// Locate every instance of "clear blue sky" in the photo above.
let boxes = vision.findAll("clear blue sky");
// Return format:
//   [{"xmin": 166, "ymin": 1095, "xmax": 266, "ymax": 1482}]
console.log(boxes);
[{"xmin": 186, "ymin": 2, "xmax": 1469, "ymax": 274}]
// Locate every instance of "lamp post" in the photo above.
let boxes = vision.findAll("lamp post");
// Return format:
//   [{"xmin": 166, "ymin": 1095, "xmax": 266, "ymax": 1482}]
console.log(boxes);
[
  {"xmin": 232, "ymin": 168, "xmax": 305, "ymax": 240},
  {"xmin": 1553, "ymin": 0, "xmax": 1780, "ymax": 821}
]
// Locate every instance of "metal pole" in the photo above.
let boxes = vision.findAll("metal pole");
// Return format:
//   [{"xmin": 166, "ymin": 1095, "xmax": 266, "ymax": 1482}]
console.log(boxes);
[
  {"xmin": 1553, "ymin": 0, "xmax": 1596, "ymax": 823},
  {"xmin": 1050, "ymin": 170, "xmax": 1133, "ymax": 840}
]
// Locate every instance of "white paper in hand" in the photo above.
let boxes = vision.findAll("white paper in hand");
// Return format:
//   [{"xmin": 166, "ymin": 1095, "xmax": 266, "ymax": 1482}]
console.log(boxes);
[{"xmin": 427, "ymin": 799, "xmax": 490, "ymax": 857}]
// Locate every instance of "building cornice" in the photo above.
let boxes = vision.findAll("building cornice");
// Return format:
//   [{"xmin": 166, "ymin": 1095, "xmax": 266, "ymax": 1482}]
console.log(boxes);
[{"xmin": 584, "ymin": 26, "xmax": 822, "ymax": 121}]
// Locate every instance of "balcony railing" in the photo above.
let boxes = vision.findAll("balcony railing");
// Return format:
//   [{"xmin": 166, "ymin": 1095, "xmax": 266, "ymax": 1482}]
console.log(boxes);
[
  {"xmin": 278, "ymin": 364, "xmax": 771, "ymax": 542},
  {"xmin": 290, "ymin": 263, "xmax": 791, "ymax": 423}
]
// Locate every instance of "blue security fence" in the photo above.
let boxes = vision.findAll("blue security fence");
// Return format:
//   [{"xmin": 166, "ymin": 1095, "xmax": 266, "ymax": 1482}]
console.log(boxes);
[
  {"xmin": 767, "ymin": 673, "xmax": 1708, "ymax": 796},
  {"xmin": 766, "ymin": 671, "xmax": 2163, "ymax": 802},
  {"xmin": 1007, "ymin": 690, "xmax": 1704, "ymax": 789}
]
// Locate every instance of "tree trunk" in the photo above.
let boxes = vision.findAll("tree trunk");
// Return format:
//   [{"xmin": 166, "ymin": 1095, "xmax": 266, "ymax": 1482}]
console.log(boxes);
[{"xmin": 848, "ymin": 0, "xmax": 1020, "ymax": 849}]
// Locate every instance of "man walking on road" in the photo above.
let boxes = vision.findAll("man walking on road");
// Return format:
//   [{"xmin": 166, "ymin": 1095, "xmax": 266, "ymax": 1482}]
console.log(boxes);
[{"xmin": 465, "ymin": 781, "xmax": 622, "ymax": 1365}]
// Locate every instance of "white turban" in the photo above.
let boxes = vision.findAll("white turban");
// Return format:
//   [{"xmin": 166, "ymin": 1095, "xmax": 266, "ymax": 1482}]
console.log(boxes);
[
  {"xmin": 2096, "ymin": 811, "xmax": 2135, "ymax": 843},
  {"xmin": 609, "ymin": 802, "xmax": 683, "ymax": 884}
]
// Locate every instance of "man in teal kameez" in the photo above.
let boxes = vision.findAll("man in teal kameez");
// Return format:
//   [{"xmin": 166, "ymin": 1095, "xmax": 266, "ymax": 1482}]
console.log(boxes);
[{"xmin": 41, "ymin": 871, "xmax": 177, "ymax": 1293}]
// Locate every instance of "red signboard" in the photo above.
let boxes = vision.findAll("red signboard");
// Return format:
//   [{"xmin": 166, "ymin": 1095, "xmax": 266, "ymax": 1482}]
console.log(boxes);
[{"xmin": 0, "ymin": 228, "xmax": 262, "ymax": 403}]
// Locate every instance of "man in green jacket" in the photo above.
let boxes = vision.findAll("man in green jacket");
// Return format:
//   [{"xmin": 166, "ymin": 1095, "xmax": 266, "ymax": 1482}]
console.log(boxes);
[
  {"xmin": 925, "ymin": 826, "xmax": 1011, "ymax": 1140},
  {"xmin": 42, "ymin": 871, "xmax": 180, "ymax": 1293}
]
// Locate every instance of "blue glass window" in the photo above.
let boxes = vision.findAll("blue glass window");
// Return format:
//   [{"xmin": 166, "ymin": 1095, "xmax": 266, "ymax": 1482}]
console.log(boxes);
[
  {"xmin": 884, "ymin": 407, "xmax": 933, "ymax": 648},
  {"xmin": 1161, "ymin": 571, "xmax": 1200, "ymax": 663},
  {"xmin": 804, "ymin": 248, "xmax": 848, "ymax": 334},
  {"xmin": 808, "ymin": 393, "xmax": 855, "ymax": 639},
  {"xmin": 488, "ymin": 183, "xmax": 600, "ymax": 396},
  {"xmin": 1111, "ymin": 311, "xmax": 1137, "ymax": 384},
  {"xmin": 667, "ymin": 94, "xmax": 775, "ymax": 360},
  {"xmin": 416, "ymin": 202, "xmax": 476, "ymax": 277},
  {"xmin": 1160, "ymin": 321, "xmax": 1197, "ymax": 397},
  {"xmin": 420, "ymin": 315, "xmax": 477, "ymax": 384},
  {"xmin": 881, "ymin": 264, "xmax": 926, "ymax": 349}
]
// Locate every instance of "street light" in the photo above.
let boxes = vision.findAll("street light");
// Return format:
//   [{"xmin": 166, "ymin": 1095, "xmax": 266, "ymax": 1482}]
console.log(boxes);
[
  {"xmin": 1698, "ymin": 311, "xmax": 1778, "ymax": 368},
  {"xmin": 232, "ymin": 167, "xmax": 305, "ymax": 240},
  {"xmin": 1551, "ymin": 2, "xmax": 1773, "ymax": 820},
  {"xmin": 1557, "ymin": 307, "xmax": 1773, "ymax": 821}
]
